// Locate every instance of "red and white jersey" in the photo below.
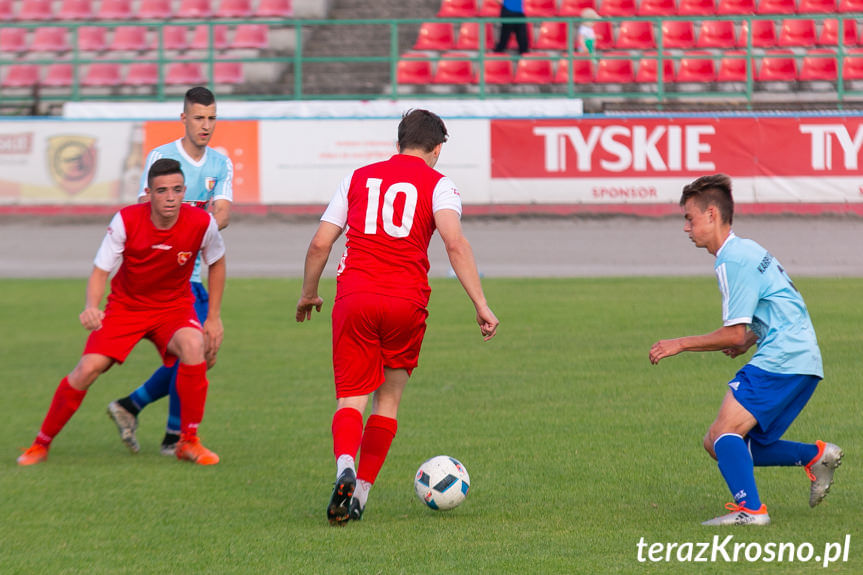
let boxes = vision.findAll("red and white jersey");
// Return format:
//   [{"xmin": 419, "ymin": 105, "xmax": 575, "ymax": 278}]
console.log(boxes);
[
  {"xmin": 93, "ymin": 203, "xmax": 225, "ymax": 310},
  {"xmin": 322, "ymin": 154, "xmax": 462, "ymax": 307}
]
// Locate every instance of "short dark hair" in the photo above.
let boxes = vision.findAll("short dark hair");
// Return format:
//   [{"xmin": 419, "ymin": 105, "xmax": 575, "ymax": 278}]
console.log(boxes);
[
  {"xmin": 680, "ymin": 173, "xmax": 734, "ymax": 225},
  {"xmin": 184, "ymin": 87, "xmax": 215, "ymax": 111},
  {"xmin": 147, "ymin": 158, "xmax": 184, "ymax": 188},
  {"xmin": 398, "ymin": 109, "xmax": 448, "ymax": 153}
]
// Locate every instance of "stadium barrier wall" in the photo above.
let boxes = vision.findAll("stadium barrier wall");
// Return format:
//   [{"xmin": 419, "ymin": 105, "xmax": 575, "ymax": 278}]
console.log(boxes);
[{"xmin": 3, "ymin": 108, "xmax": 863, "ymax": 215}]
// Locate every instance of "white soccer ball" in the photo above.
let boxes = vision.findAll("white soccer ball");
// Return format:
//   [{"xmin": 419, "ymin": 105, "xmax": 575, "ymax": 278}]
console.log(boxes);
[{"xmin": 414, "ymin": 455, "xmax": 470, "ymax": 511}]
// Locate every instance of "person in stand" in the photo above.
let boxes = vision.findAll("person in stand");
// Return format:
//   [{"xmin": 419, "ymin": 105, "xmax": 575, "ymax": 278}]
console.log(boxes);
[
  {"xmin": 296, "ymin": 109, "xmax": 499, "ymax": 525},
  {"xmin": 17, "ymin": 158, "xmax": 226, "ymax": 467},
  {"xmin": 493, "ymin": 0, "xmax": 529, "ymax": 54},
  {"xmin": 649, "ymin": 173, "xmax": 842, "ymax": 525}
]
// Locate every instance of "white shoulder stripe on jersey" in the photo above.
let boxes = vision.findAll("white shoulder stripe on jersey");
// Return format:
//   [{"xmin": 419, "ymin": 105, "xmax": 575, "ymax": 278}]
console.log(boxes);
[{"xmin": 715, "ymin": 262, "xmax": 730, "ymax": 322}]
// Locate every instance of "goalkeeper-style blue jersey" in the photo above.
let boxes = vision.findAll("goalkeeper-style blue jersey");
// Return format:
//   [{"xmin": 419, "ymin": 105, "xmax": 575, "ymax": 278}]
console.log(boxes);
[
  {"xmin": 139, "ymin": 138, "xmax": 233, "ymax": 283},
  {"xmin": 714, "ymin": 233, "xmax": 823, "ymax": 378}
]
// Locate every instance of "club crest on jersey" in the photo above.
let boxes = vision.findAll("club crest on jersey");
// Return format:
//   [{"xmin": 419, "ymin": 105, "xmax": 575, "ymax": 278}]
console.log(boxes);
[
  {"xmin": 205, "ymin": 177, "xmax": 217, "ymax": 192},
  {"xmin": 177, "ymin": 251, "xmax": 193, "ymax": 266}
]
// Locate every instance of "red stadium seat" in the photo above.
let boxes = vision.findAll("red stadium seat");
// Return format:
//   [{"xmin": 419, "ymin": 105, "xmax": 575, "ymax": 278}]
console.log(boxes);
[
  {"xmin": 717, "ymin": 0, "xmax": 756, "ymax": 13},
  {"xmin": 738, "ymin": 19, "xmax": 777, "ymax": 48},
  {"xmin": 58, "ymin": 0, "xmax": 93, "ymax": 19},
  {"xmin": 216, "ymin": 0, "xmax": 252, "ymax": 17},
  {"xmin": 479, "ymin": 0, "xmax": 502, "ymax": 16},
  {"xmin": 842, "ymin": 48, "xmax": 863, "ymax": 79},
  {"xmin": 717, "ymin": 50, "xmax": 753, "ymax": 81},
  {"xmin": 176, "ymin": 0, "xmax": 211, "ymax": 18},
  {"xmin": 82, "ymin": 62, "xmax": 122, "ymax": 86},
  {"xmin": 799, "ymin": 49, "xmax": 837, "ymax": 80},
  {"xmin": 697, "ymin": 20, "xmax": 737, "ymax": 48},
  {"xmin": 31, "ymin": 27, "xmax": 71, "ymax": 52},
  {"xmin": 17, "ymin": 0, "xmax": 53, "ymax": 20},
  {"xmin": 639, "ymin": 0, "xmax": 677, "ymax": 16},
  {"xmin": 111, "ymin": 26, "xmax": 149, "ymax": 51},
  {"xmin": 616, "ymin": 20, "xmax": 656, "ymax": 50},
  {"xmin": 838, "ymin": 0, "xmax": 863, "ymax": 10},
  {"xmin": 125, "ymin": 62, "xmax": 159, "ymax": 85},
  {"xmin": 137, "ymin": 0, "xmax": 173, "ymax": 19},
  {"xmin": 433, "ymin": 52, "xmax": 475, "ymax": 84},
  {"xmin": 166, "ymin": 62, "xmax": 206, "ymax": 85},
  {"xmin": 97, "ymin": 0, "xmax": 132, "ymax": 19},
  {"xmin": 596, "ymin": 52, "xmax": 635, "ymax": 82},
  {"xmin": 554, "ymin": 57, "xmax": 594, "ymax": 83},
  {"xmin": 0, "ymin": 0, "xmax": 12, "ymax": 20},
  {"xmin": 414, "ymin": 22, "xmax": 456, "ymax": 51},
  {"xmin": 214, "ymin": 62, "xmax": 243, "ymax": 84},
  {"xmin": 155, "ymin": 26, "xmax": 189, "ymax": 51},
  {"xmin": 677, "ymin": 51, "xmax": 717, "ymax": 81},
  {"xmin": 636, "ymin": 52, "xmax": 675, "ymax": 83},
  {"xmin": 535, "ymin": 21, "xmax": 570, "ymax": 51},
  {"xmin": 524, "ymin": 0, "xmax": 558, "ymax": 16},
  {"xmin": 757, "ymin": 49, "xmax": 797, "ymax": 81},
  {"xmin": 231, "ymin": 24, "xmax": 269, "ymax": 50},
  {"xmin": 397, "ymin": 54, "xmax": 434, "ymax": 84},
  {"xmin": 438, "ymin": 0, "xmax": 478, "ymax": 17},
  {"xmin": 818, "ymin": 19, "xmax": 858, "ymax": 46},
  {"xmin": 661, "ymin": 20, "xmax": 696, "ymax": 49},
  {"xmin": 757, "ymin": 0, "xmax": 796, "ymax": 13},
  {"xmin": 191, "ymin": 25, "xmax": 229, "ymax": 50},
  {"xmin": 42, "ymin": 63, "xmax": 74, "ymax": 87},
  {"xmin": 600, "ymin": 0, "xmax": 637, "ymax": 16},
  {"xmin": 798, "ymin": 0, "xmax": 834, "ymax": 9},
  {"xmin": 592, "ymin": 21, "xmax": 614, "ymax": 50},
  {"xmin": 678, "ymin": 0, "xmax": 716, "ymax": 14},
  {"xmin": 0, "ymin": 28, "xmax": 27, "ymax": 53},
  {"xmin": 559, "ymin": 0, "xmax": 596, "ymax": 15},
  {"xmin": 778, "ymin": 19, "xmax": 816, "ymax": 47},
  {"xmin": 77, "ymin": 27, "xmax": 107, "ymax": 52},
  {"xmin": 456, "ymin": 22, "xmax": 495, "ymax": 50},
  {"xmin": 2, "ymin": 64, "xmax": 40, "ymax": 87},
  {"xmin": 514, "ymin": 55, "xmax": 555, "ymax": 82},
  {"xmin": 256, "ymin": 0, "xmax": 292, "ymax": 17},
  {"xmin": 479, "ymin": 55, "xmax": 515, "ymax": 83}
]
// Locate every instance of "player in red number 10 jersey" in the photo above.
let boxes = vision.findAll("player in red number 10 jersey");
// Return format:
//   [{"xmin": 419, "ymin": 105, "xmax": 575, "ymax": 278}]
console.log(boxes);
[
  {"xmin": 296, "ymin": 109, "xmax": 499, "ymax": 525},
  {"xmin": 17, "ymin": 158, "xmax": 226, "ymax": 467}
]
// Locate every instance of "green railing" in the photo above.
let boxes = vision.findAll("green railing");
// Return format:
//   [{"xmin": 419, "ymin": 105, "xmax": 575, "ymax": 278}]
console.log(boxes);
[{"xmin": 0, "ymin": 15, "xmax": 861, "ymax": 110}]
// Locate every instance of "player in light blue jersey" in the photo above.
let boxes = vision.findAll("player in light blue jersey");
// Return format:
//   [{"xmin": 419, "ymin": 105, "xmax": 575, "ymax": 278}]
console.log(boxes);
[
  {"xmin": 107, "ymin": 87, "xmax": 233, "ymax": 456},
  {"xmin": 649, "ymin": 174, "xmax": 842, "ymax": 526}
]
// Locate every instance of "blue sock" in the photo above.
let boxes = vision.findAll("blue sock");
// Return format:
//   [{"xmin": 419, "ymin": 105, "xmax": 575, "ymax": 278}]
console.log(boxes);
[
  {"xmin": 714, "ymin": 433, "xmax": 762, "ymax": 510},
  {"xmin": 129, "ymin": 364, "xmax": 177, "ymax": 410},
  {"xmin": 749, "ymin": 438, "xmax": 819, "ymax": 467},
  {"xmin": 166, "ymin": 368, "xmax": 181, "ymax": 435}
]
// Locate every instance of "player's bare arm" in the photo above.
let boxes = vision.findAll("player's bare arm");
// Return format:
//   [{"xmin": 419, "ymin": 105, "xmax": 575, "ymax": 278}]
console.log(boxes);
[
  {"xmin": 203, "ymin": 255, "xmax": 226, "ymax": 366},
  {"xmin": 434, "ymin": 209, "xmax": 499, "ymax": 341},
  {"xmin": 212, "ymin": 198, "xmax": 231, "ymax": 230},
  {"xmin": 722, "ymin": 328, "xmax": 758, "ymax": 358},
  {"xmin": 80, "ymin": 266, "xmax": 110, "ymax": 331},
  {"xmin": 296, "ymin": 222, "xmax": 343, "ymax": 323},
  {"xmin": 649, "ymin": 323, "xmax": 748, "ymax": 364}
]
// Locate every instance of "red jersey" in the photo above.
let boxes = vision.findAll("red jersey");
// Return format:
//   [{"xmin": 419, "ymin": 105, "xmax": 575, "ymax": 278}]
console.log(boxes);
[
  {"xmin": 94, "ymin": 203, "xmax": 225, "ymax": 310},
  {"xmin": 321, "ymin": 154, "xmax": 462, "ymax": 307}
]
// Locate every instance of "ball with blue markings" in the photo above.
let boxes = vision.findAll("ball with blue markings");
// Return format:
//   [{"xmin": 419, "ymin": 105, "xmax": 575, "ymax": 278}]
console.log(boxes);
[{"xmin": 414, "ymin": 455, "xmax": 470, "ymax": 511}]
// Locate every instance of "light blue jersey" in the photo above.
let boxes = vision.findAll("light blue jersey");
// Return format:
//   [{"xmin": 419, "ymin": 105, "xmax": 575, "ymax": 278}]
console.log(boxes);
[
  {"xmin": 139, "ymin": 138, "xmax": 233, "ymax": 283},
  {"xmin": 715, "ymin": 233, "xmax": 822, "ymax": 378}
]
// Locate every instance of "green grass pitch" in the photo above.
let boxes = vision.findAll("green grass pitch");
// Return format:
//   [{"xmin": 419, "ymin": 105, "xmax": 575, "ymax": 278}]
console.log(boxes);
[{"xmin": 0, "ymin": 277, "xmax": 859, "ymax": 574}]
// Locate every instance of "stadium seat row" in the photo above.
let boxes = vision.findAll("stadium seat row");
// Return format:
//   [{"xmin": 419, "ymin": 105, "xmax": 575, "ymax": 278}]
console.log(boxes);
[
  {"xmin": 0, "ymin": 24, "xmax": 269, "ymax": 53},
  {"xmin": 0, "ymin": 61, "xmax": 244, "ymax": 87},
  {"xmin": 398, "ymin": 49, "xmax": 863, "ymax": 84},
  {"xmin": 437, "ymin": 0, "xmax": 863, "ymax": 17},
  {"xmin": 414, "ymin": 18, "xmax": 862, "ymax": 52},
  {"xmin": 0, "ymin": 0, "xmax": 291, "ymax": 21}
]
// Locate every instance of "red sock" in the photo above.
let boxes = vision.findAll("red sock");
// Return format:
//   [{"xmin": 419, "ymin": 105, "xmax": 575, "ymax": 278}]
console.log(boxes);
[
  {"xmin": 176, "ymin": 362, "xmax": 208, "ymax": 439},
  {"xmin": 357, "ymin": 415, "xmax": 398, "ymax": 484},
  {"xmin": 35, "ymin": 377, "xmax": 87, "ymax": 447},
  {"xmin": 332, "ymin": 407, "xmax": 363, "ymax": 459}
]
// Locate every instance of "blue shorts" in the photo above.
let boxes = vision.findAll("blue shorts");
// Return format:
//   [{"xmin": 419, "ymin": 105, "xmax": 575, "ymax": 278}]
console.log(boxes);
[
  {"xmin": 729, "ymin": 364, "xmax": 820, "ymax": 445},
  {"xmin": 191, "ymin": 281, "xmax": 209, "ymax": 323}
]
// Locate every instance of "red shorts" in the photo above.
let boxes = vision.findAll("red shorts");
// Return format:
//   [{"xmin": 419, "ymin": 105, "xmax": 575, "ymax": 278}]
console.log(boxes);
[
  {"xmin": 331, "ymin": 292, "xmax": 428, "ymax": 399},
  {"xmin": 83, "ymin": 302, "xmax": 202, "ymax": 366}
]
